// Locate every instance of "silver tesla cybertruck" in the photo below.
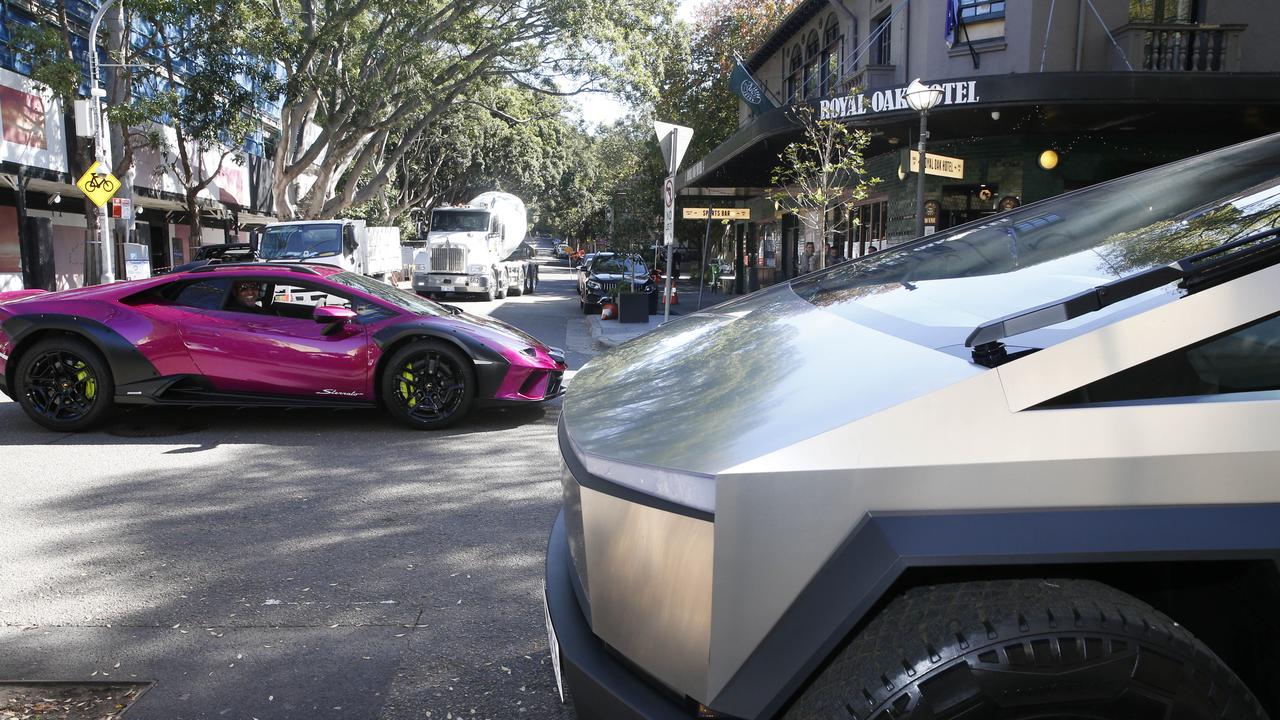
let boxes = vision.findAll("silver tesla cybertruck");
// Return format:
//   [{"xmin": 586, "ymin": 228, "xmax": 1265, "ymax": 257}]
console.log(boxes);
[{"xmin": 546, "ymin": 133, "xmax": 1280, "ymax": 720}]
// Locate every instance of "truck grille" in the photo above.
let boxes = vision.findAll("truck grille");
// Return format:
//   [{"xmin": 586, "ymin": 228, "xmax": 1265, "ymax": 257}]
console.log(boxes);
[
  {"xmin": 597, "ymin": 281, "xmax": 618, "ymax": 295},
  {"xmin": 431, "ymin": 246, "xmax": 467, "ymax": 273}
]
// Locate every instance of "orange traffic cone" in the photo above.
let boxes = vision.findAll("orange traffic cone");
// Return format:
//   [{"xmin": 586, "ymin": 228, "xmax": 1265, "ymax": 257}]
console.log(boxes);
[
  {"xmin": 662, "ymin": 287, "xmax": 679, "ymax": 306},
  {"xmin": 601, "ymin": 301, "xmax": 617, "ymax": 320}
]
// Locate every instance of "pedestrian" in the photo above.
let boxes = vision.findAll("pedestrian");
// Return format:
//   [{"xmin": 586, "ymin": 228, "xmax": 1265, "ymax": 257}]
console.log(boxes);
[
  {"xmin": 799, "ymin": 241, "xmax": 818, "ymax": 274},
  {"xmin": 825, "ymin": 244, "xmax": 842, "ymax": 267},
  {"xmin": 671, "ymin": 249, "xmax": 682, "ymax": 280}
]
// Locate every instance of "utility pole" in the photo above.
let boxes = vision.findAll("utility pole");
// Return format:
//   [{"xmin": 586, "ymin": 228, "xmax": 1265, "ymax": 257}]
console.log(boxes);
[{"xmin": 88, "ymin": 0, "xmax": 118, "ymax": 283}]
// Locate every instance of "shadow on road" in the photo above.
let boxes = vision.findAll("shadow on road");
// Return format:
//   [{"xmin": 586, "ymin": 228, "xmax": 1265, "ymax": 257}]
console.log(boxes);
[{"xmin": 0, "ymin": 393, "xmax": 572, "ymax": 719}]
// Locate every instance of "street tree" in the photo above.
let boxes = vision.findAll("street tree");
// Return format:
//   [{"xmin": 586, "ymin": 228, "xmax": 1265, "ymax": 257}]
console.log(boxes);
[
  {"xmin": 654, "ymin": 0, "xmax": 798, "ymax": 164},
  {"xmin": 769, "ymin": 104, "xmax": 876, "ymax": 265},
  {"xmin": 17, "ymin": 0, "xmax": 280, "ymax": 252},
  {"xmin": 267, "ymin": 0, "xmax": 676, "ymax": 220},
  {"xmin": 122, "ymin": 0, "xmax": 281, "ymax": 246}
]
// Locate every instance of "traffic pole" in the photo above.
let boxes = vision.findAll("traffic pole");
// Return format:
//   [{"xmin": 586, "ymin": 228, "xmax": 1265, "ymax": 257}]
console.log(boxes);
[{"xmin": 696, "ymin": 209, "xmax": 712, "ymax": 310}]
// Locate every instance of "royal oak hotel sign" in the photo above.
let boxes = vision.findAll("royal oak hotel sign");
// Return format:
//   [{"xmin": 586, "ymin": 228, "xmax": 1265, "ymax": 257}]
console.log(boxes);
[{"xmin": 820, "ymin": 80, "xmax": 981, "ymax": 121}]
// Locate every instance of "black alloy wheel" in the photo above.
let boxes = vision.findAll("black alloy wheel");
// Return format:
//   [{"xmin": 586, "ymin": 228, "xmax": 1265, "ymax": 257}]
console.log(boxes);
[
  {"xmin": 381, "ymin": 340, "xmax": 475, "ymax": 430},
  {"xmin": 15, "ymin": 336, "xmax": 115, "ymax": 431}
]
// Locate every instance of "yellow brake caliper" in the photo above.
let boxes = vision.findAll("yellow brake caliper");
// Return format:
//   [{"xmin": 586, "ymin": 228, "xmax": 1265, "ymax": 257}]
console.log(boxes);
[
  {"xmin": 75, "ymin": 362, "xmax": 96, "ymax": 400},
  {"xmin": 399, "ymin": 370, "xmax": 416, "ymax": 407}
]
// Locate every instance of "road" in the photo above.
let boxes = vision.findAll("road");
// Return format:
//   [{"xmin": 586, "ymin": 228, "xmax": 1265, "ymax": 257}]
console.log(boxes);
[{"xmin": 0, "ymin": 260, "xmax": 592, "ymax": 719}]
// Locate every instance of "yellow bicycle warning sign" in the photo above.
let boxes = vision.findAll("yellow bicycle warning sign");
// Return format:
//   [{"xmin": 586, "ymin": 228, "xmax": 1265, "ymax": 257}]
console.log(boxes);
[{"xmin": 76, "ymin": 163, "xmax": 121, "ymax": 208}]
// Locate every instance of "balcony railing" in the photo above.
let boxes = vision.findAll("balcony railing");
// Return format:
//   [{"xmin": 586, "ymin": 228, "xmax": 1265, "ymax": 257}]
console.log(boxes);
[
  {"xmin": 1111, "ymin": 23, "xmax": 1246, "ymax": 72},
  {"xmin": 844, "ymin": 65, "xmax": 896, "ymax": 92}
]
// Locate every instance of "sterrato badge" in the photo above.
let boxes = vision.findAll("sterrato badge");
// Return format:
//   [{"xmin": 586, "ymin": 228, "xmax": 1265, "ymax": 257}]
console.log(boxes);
[{"xmin": 740, "ymin": 78, "xmax": 763, "ymax": 105}]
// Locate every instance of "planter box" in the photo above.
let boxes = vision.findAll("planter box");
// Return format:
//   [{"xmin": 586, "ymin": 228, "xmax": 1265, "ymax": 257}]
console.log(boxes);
[{"xmin": 618, "ymin": 293, "xmax": 649, "ymax": 323}]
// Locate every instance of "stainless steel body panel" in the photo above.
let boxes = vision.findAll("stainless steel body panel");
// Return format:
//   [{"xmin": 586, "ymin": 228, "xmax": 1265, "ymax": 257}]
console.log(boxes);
[
  {"xmin": 562, "ymin": 285, "xmax": 983, "ymax": 482},
  {"xmin": 579, "ymin": 485, "xmax": 714, "ymax": 698}
]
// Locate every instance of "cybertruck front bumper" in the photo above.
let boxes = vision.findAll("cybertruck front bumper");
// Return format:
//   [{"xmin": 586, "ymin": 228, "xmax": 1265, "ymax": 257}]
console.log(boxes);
[{"xmin": 544, "ymin": 510, "xmax": 688, "ymax": 720}]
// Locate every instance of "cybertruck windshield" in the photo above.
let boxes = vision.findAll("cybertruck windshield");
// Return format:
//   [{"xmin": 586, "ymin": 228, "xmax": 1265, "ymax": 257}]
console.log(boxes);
[{"xmin": 794, "ymin": 134, "xmax": 1280, "ymax": 349}]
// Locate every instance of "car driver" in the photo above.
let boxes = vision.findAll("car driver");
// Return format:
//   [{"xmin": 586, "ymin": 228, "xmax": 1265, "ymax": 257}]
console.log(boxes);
[{"xmin": 232, "ymin": 280, "xmax": 266, "ymax": 312}]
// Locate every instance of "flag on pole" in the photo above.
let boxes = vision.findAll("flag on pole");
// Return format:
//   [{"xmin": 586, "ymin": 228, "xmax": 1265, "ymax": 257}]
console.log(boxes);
[
  {"xmin": 730, "ymin": 59, "xmax": 777, "ymax": 116},
  {"xmin": 944, "ymin": 0, "xmax": 960, "ymax": 48}
]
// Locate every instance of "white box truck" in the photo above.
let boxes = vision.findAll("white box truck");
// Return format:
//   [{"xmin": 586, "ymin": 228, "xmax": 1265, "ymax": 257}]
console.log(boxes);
[{"xmin": 258, "ymin": 219, "xmax": 402, "ymax": 281}]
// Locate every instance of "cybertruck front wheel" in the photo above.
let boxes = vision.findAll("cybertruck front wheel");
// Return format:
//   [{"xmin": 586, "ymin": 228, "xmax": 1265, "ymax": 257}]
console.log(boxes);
[
  {"xmin": 381, "ymin": 340, "xmax": 475, "ymax": 430},
  {"xmin": 14, "ymin": 336, "xmax": 115, "ymax": 432},
  {"xmin": 784, "ymin": 579, "xmax": 1266, "ymax": 720}
]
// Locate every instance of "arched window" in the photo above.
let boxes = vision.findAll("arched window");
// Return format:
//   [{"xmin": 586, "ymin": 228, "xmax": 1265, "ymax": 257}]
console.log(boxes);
[
  {"xmin": 846, "ymin": 17, "xmax": 858, "ymax": 74},
  {"xmin": 804, "ymin": 31, "xmax": 819, "ymax": 98},
  {"xmin": 787, "ymin": 45, "xmax": 803, "ymax": 103},
  {"xmin": 820, "ymin": 15, "xmax": 841, "ymax": 95}
]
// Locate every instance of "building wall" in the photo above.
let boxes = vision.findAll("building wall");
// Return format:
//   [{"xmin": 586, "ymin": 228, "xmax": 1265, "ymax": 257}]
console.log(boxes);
[{"xmin": 752, "ymin": 0, "xmax": 1279, "ymax": 121}]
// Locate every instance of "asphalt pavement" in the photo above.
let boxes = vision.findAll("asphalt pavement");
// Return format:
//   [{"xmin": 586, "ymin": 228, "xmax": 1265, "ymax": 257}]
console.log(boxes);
[{"xmin": 0, "ymin": 260, "xmax": 601, "ymax": 719}]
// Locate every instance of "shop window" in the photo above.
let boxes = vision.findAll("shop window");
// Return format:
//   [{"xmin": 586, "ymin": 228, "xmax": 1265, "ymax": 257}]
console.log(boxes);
[
  {"xmin": 854, "ymin": 200, "xmax": 888, "ymax": 254},
  {"xmin": 1039, "ymin": 313, "xmax": 1280, "ymax": 408},
  {"xmin": 872, "ymin": 13, "xmax": 892, "ymax": 65}
]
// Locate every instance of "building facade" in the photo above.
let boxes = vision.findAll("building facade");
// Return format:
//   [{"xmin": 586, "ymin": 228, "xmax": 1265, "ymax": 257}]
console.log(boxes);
[
  {"xmin": 0, "ymin": 0, "xmax": 286, "ymax": 292},
  {"xmin": 681, "ymin": 0, "xmax": 1280, "ymax": 291}
]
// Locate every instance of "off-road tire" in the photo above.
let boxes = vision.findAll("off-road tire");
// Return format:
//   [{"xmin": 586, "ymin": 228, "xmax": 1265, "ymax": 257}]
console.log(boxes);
[
  {"xmin": 14, "ymin": 336, "xmax": 115, "ymax": 432},
  {"xmin": 495, "ymin": 273, "xmax": 507, "ymax": 300},
  {"xmin": 380, "ymin": 340, "xmax": 476, "ymax": 430},
  {"xmin": 784, "ymin": 579, "xmax": 1267, "ymax": 720}
]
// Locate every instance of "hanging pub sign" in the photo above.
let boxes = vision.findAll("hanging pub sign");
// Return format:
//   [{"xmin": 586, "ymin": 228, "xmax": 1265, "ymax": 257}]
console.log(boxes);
[
  {"xmin": 820, "ymin": 80, "xmax": 981, "ymax": 121},
  {"xmin": 902, "ymin": 148, "xmax": 966, "ymax": 179}
]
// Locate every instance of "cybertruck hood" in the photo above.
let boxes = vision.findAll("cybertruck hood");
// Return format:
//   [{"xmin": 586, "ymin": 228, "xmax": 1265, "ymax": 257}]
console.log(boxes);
[{"xmin": 562, "ymin": 283, "xmax": 984, "ymax": 509}]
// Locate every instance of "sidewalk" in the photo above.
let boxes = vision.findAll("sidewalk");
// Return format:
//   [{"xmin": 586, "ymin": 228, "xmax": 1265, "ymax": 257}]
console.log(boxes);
[{"xmin": 586, "ymin": 279, "xmax": 724, "ymax": 349}]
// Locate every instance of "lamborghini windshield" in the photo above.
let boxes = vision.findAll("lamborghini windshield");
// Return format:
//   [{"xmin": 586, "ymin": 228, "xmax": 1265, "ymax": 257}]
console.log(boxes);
[
  {"xmin": 794, "ymin": 134, "xmax": 1280, "ymax": 349},
  {"xmin": 328, "ymin": 272, "xmax": 446, "ymax": 317}
]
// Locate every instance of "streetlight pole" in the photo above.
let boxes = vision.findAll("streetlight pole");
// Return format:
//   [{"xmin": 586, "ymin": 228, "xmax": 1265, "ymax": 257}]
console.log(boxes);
[
  {"xmin": 88, "ymin": 0, "xmax": 118, "ymax": 283},
  {"xmin": 904, "ymin": 78, "xmax": 944, "ymax": 241},
  {"xmin": 914, "ymin": 110, "xmax": 928, "ymax": 239}
]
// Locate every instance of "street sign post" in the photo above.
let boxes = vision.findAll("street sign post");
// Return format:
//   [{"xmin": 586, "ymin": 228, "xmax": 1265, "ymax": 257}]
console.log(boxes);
[
  {"xmin": 663, "ymin": 176, "xmax": 675, "ymax": 246},
  {"xmin": 654, "ymin": 121, "xmax": 693, "ymax": 323},
  {"xmin": 76, "ymin": 162, "xmax": 120, "ymax": 208}
]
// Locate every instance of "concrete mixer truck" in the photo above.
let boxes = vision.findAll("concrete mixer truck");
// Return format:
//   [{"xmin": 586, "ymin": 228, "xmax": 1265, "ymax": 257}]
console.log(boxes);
[{"xmin": 411, "ymin": 192, "xmax": 535, "ymax": 301}]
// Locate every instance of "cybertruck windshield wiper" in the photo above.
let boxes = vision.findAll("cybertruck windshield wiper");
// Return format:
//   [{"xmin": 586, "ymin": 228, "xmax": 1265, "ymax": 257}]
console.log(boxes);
[{"xmin": 966, "ymin": 224, "xmax": 1280, "ymax": 366}]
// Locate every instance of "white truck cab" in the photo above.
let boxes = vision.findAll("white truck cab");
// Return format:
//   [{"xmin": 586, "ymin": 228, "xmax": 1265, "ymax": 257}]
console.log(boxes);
[
  {"xmin": 258, "ymin": 219, "xmax": 401, "ymax": 282},
  {"xmin": 413, "ymin": 192, "xmax": 530, "ymax": 301}
]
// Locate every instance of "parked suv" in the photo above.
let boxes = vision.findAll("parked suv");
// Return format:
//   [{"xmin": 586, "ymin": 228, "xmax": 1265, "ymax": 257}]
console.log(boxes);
[{"xmin": 545, "ymin": 134, "xmax": 1280, "ymax": 719}]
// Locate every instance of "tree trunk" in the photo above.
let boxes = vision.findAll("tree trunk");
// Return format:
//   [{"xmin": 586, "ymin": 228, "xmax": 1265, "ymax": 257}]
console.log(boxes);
[{"xmin": 187, "ymin": 193, "xmax": 203, "ymax": 255}]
